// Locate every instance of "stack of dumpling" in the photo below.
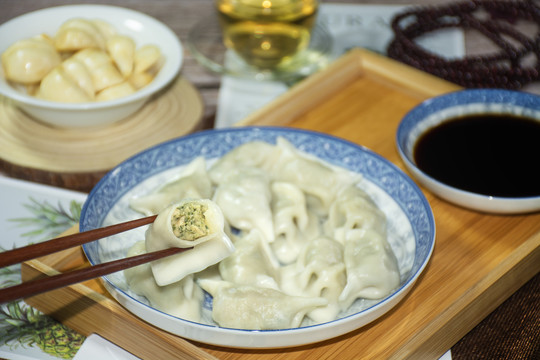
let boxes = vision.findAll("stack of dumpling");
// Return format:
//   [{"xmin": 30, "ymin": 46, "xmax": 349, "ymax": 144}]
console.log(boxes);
[
  {"xmin": 125, "ymin": 137, "xmax": 401, "ymax": 330},
  {"xmin": 1, "ymin": 18, "xmax": 163, "ymax": 102}
]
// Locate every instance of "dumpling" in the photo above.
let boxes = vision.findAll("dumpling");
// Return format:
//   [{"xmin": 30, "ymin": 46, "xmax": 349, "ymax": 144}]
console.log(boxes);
[
  {"xmin": 208, "ymin": 140, "xmax": 276, "ymax": 184},
  {"xmin": 130, "ymin": 157, "xmax": 213, "ymax": 216},
  {"xmin": 339, "ymin": 229, "xmax": 400, "ymax": 310},
  {"xmin": 145, "ymin": 199, "xmax": 235, "ymax": 286},
  {"xmin": 270, "ymin": 181, "xmax": 321, "ymax": 264},
  {"xmin": 60, "ymin": 57, "xmax": 95, "ymax": 98},
  {"xmin": 106, "ymin": 35, "xmax": 135, "ymax": 77},
  {"xmin": 128, "ymin": 71, "xmax": 154, "ymax": 89},
  {"xmin": 280, "ymin": 236, "xmax": 346, "ymax": 323},
  {"xmin": 268, "ymin": 138, "xmax": 357, "ymax": 215},
  {"xmin": 219, "ymin": 229, "xmax": 280, "ymax": 289},
  {"xmin": 71, "ymin": 48, "xmax": 110, "ymax": 69},
  {"xmin": 96, "ymin": 80, "xmax": 135, "ymax": 101},
  {"xmin": 198, "ymin": 279, "xmax": 327, "ymax": 330},
  {"xmin": 124, "ymin": 241, "xmax": 203, "ymax": 322},
  {"xmin": 324, "ymin": 185, "xmax": 387, "ymax": 244},
  {"xmin": 90, "ymin": 19, "xmax": 117, "ymax": 40},
  {"xmin": 1, "ymin": 36, "xmax": 62, "ymax": 84},
  {"xmin": 54, "ymin": 18, "xmax": 107, "ymax": 51},
  {"xmin": 133, "ymin": 44, "xmax": 163, "ymax": 75},
  {"xmin": 37, "ymin": 65, "xmax": 93, "ymax": 102},
  {"xmin": 212, "ymin": 166, "xmax": 275, "ymax": 243},
  {"xmin": 71, "ymin": 48, "xmax": 124, "ymax": 91}
]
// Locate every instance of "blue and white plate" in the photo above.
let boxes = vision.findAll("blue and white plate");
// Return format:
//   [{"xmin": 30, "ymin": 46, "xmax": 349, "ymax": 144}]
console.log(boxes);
[{"xmin": 81, "ymin": 127, "xmax": 435, "ymax": 348}]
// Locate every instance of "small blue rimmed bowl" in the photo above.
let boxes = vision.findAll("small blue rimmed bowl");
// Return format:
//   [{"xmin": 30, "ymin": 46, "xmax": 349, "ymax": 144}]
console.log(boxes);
[{"xmin": 397, "ymin": 89, "xmax": 540, "ymax": 214}]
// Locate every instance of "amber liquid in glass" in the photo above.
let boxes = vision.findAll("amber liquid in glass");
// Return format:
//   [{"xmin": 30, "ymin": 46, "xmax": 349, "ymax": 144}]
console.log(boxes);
[{"xmin": 216, "ymin": 0, "xmax": 319, "ymax": 69}]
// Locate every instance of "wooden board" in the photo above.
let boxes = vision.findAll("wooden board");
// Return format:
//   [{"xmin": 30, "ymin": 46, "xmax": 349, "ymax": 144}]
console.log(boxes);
[
  {"xmin": 0, "ymin": 76, "xmax": 204, "ymax": 192},
  {"xmin": 21, "ymin": 49, "xmax": 540, "ymax": 360}
]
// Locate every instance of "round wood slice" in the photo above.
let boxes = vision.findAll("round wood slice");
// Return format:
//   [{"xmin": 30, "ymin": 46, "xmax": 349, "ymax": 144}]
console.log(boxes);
[{"xmin": 0, "ymin": 76, "xmax": 204, "ymax": 192}]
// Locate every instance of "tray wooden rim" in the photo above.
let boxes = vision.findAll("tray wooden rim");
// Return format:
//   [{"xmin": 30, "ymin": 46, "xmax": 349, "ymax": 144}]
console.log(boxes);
[{"xmin": 21, "ymin": 49, "xmax": 540, "ymax": 360}]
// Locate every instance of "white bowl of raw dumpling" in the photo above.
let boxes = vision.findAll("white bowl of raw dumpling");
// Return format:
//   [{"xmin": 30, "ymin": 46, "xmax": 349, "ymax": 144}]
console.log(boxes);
[
  {"xmin": 81, "ymin": 127, "xmax": 436, "ymax": 349},
  {"xmin": 0, "ymin": 5, "xmax": 182, "ymax": 128}
]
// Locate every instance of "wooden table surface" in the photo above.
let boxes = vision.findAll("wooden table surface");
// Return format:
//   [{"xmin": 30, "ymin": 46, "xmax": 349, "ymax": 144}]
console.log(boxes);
[{"xmin": 1, "ymin": 1, "xmax": 539, "ymax": 359}]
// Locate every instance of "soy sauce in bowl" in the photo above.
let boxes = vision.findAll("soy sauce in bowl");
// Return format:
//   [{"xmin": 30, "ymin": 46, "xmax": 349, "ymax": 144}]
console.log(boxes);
[
  {"xmin": 397, "ymin": 89, "xmax": 540, "ymax": 213},
  {"xmin": 413, "ymin": 113, "xmax": 540, "ymax": 198}
]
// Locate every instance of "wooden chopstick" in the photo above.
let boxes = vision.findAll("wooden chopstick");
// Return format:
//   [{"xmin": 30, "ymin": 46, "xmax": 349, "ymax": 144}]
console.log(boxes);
[
  {"xmin": 0, "ymin": 246, "xmax": 191, "ymax": 303},
  {"xmin": 0, "ymin": 214, "xmax": 157, "ymax": 268}
]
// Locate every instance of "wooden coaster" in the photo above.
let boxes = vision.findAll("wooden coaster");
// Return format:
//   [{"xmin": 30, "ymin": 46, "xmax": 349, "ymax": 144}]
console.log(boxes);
[{"xmin": 0, "ymin": 76, "xmax": 204, "ymax": 192}]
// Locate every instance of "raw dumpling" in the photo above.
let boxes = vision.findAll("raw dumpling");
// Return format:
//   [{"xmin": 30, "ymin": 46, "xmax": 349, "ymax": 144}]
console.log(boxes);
[
  {"xmin": 146, "ymin": 199, "xmax": 235, "ymax": 286},
  {"xmin": 324, "ymin": 185, "xmax": 387, "ymax": 244},
  {"xmin": 339, "ymin": 229, "xmax": 400, "ymax": 310},
  {"xmin": 71, "ymin": 48, "xmax": 124, "ymax": 91},
  {"xmin": 212, "ymin": 166, "xmax": 275, "ymax": 243},
  {"xmin": 37, "ymin": 65, "xmax": 93, "ymax": 102},
  {"xmin": 270, "ymin": 181, "xmax": 321, "ymax": 264},
  {"xmin": 130, "ymin": 157, "xmax": 213, "ymax": 216},
  {"xmin": 199, "ymin": 279, "xmax": 327, "ymax": 330},
  {"xmin": 219, "ymin": 229, "xmax": 280, "ymax": 289},
  {"xmin": 124, "ymin": 241, "xmax": 203, "ymax": 322},
  {"xmin": 133, "ymin": 44, "xmax": 163, "ymax": 75},
  {"xmin": 96, "ymin": 80, "xmax": 135, "ymax": 101},
  {"xmin": 128, "ymin": 71, "xmax": 154, "ymax": 89},
  {"xmin": 1, "ymin": 36, "xmax": 62, "ymax": 84},
  {"xmin": 54, "ymin": 18, "xmax": 108, "ymax": 51},
  {"xmin": 106, "ymin": 35, "xmax": 135, "ymax": 77},
  {"xmin": 281, "ymin": 236, "xmax": 346, "ymax": 323},
  {"xmin": 60, "ymin": 57, "xmax": 95, "ymax": 98}
]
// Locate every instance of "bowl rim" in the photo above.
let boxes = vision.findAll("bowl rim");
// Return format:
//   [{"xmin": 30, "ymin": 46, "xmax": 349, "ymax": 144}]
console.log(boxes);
[
  {"xmin": 396, "ymin": 88, "xmax": 540, "ymax": 209},
  {"xmin": 80, "ymin": 126, "xmax": 436, "ymax": 348},
  {"xmin": 0, "ymin": 4, "xmax": 183, "ymax": 109}
]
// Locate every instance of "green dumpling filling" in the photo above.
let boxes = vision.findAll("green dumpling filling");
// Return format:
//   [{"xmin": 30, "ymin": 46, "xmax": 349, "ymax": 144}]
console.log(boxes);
[{"xmin": 170, "ymin": 202, "xmax": 210, "ymax": 241}]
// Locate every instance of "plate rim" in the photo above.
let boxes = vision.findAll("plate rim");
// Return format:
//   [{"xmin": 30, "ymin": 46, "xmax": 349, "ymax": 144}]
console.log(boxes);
[{"xmin": 80, "ymin": 126, "xmax": 436, "ymax": 348}]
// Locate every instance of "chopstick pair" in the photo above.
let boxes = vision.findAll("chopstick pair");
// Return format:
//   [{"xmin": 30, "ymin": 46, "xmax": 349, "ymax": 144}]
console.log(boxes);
[{"xmin": 0, "ymin": 215, "xmax": 191, "ymax": 304}]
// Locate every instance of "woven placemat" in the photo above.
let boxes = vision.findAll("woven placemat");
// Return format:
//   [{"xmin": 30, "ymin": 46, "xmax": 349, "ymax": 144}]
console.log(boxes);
[{"xmin": 452, "ymin": 272, "xmax": 540, "ymax": 359}]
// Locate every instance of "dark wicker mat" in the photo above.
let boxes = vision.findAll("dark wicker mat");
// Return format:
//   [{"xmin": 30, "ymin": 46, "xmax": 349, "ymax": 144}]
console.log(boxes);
[{"xmin": 452, "ymin": 272, "xmax": 540, "ymax": 359}]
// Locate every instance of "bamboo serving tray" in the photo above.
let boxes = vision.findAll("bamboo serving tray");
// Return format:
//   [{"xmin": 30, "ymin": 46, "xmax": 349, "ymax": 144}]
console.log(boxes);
[{"xmin": 21, "ymin": 49, "xmax": 540, "ymax": 360}]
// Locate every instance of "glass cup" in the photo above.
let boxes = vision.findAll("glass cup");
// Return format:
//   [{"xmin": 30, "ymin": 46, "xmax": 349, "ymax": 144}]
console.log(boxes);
[{"xmin": 215, "ymin": 0, "xmax": 320, "ymax": 70}]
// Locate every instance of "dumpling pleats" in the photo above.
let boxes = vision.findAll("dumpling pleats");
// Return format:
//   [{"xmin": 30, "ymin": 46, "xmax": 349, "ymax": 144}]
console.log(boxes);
[
  {"xmin": 199, "ymin": 279, "xmax": 327, "ymax": 330},
  {"xmin": 339, "ymin": 229, "xmax": 401, "ymax": 310}
]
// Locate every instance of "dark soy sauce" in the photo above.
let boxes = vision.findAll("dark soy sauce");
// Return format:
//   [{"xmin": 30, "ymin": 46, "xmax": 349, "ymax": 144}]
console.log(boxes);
[{"xmin": 413, "ymin": 114, "xmax": 540, "ymax": 198}]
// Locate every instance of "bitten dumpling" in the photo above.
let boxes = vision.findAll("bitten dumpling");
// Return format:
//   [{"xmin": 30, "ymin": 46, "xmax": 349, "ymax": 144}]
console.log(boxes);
[
  {"xmin": 198, "ymin": 279, "xmax": 327, "ymax": 330},
  {"xmin": 146, "ymin": 199, "xmax": 235, "ymax": 286}
]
